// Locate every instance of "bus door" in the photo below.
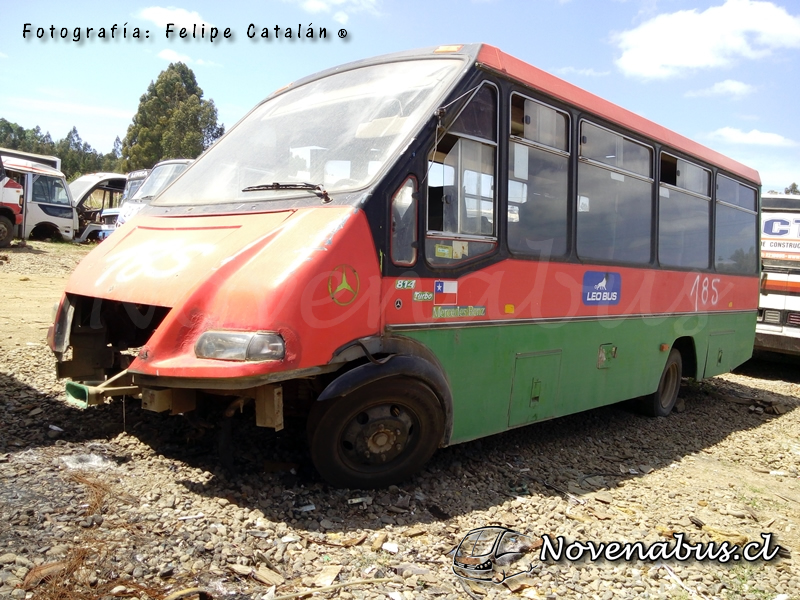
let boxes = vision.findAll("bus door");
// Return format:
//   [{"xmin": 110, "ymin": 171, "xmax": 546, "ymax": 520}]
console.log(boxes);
[{"xmin": 22, "ymin": 171, "xmax": 78, "ymax": 241}]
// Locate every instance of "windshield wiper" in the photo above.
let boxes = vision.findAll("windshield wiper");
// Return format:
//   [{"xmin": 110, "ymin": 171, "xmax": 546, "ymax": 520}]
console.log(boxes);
[{"xmin": 241, "ymin": 182, "xmax": 330, "ymax": 203}]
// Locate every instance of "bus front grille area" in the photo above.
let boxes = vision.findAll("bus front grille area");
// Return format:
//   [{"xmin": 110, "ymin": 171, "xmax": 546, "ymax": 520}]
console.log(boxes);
[
  {"xmin": 758, "ymin": 308, "xmax": 800, "ymax": 327},
  {"xmin": 54, "ymin": 294, "xmax": 170, "ymax": 383}
]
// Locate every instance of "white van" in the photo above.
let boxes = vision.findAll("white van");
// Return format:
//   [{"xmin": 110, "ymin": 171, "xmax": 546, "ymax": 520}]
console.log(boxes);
[
  {"xmin": 1, "ymin": 156, "xmax": 78, "ymax": 241},
  {"xmin": 69, "ymin": 172, "xmax": 126, "ymax": 242}
]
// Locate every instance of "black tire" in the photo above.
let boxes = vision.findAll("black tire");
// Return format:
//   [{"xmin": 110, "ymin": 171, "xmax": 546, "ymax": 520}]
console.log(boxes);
[
  {"xmin": 308, "ymin": 378, "xmax": 444, "ymax": 489},
  {"xmin": 636, "ymin": 348, "xmax": 682, "ymax": 417},
  {"xmin": 30, "ymin": 224, "xmax": 62, "ymax": 242},
  {"xmin": 0, "ymin": 215, "xmax": 13, "ymax": 248}
]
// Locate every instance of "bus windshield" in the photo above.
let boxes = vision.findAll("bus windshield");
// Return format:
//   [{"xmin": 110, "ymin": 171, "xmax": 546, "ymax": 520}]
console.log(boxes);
[{"xmin": 155, "ymin": 58, "xmax": 463, "ymax": 206}]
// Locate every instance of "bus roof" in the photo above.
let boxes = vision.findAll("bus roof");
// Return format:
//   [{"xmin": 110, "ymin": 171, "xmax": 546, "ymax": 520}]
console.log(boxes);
[
  {"xmin": 476, "ymin": 44, "xmax": 760, "ymax": 185},
  {"xmin": 1, "ymin": 156, "xmax": 65, "ymax": 178},
  {"xmin": 0, "ymin": 147, "xmax": 61, "ymax": 172},
  {"xmin": 762, "ymin": 192, "xmax": 800, "ymax": 211}
]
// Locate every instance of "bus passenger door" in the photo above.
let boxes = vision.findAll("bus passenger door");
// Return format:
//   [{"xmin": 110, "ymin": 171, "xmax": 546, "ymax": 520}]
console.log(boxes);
[
  {"xmin": 23, "ymin": 173, "xmax": 77, "ymax": 240},
  {"xmin": 508, "ymin": 350, "xmax": 562, "ymax": 426}
]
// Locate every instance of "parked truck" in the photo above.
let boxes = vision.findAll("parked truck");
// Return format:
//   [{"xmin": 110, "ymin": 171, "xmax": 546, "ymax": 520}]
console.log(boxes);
[
  {"xmin": 0, "ymin": 155, "xmax": 24, "ymax": 247},
  {"xmin": 0, "ymin": 148, "xmax": 78, "ymax": 243}
]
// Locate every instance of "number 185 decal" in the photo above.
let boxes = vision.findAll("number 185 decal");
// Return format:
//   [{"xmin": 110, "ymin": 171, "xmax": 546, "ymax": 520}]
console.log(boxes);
[{"xmin": 690, "ymin": 275, "xmax": 720, "ymax": 311}]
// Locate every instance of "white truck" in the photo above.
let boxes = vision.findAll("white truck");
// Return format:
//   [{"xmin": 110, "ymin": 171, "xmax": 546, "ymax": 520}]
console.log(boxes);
[{"xmin": 0, "ymin": 149, "xmax": 78, "ymax": 242}]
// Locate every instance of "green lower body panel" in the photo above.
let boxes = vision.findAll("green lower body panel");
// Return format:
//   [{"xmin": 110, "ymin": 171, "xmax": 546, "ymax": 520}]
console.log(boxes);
[{"xmin": 398, "ymin": 312, "xmax": 755, "ymax": 445}]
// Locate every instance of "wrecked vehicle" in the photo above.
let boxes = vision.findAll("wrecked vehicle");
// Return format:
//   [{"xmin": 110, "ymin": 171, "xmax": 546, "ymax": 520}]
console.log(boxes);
[
  {"xmin": 121, "ymin": 169, "xmax": 149, "ymax": 203},
  {"xmin": 70, "ymin": 172, "xmax": 126, "ymax": 242},
  {"xmin": 1, "ymin": 153, "xmax": 77, "ymax": 242},
  {"xmin": 0, "ymin": 155, "xmax": 24, "ymax": 247},
  {"xmin": 50, "ymin": 45, "xmax": 760, "ymax": 488},
  {"xmin": 115, "ymin": 159, "xmax": 192, "ymax": 227}
]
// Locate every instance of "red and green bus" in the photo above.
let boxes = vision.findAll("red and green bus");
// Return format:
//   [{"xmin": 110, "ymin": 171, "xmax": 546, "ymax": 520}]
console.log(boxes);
[{"xmin": 49, "ymin": 44, "xmax": 761, "ymax": 488}]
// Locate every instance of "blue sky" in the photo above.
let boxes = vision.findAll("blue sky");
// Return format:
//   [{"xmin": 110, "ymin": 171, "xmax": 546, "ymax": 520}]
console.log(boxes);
[{"xmin": 1, "ymin": 0, "xmax": 798, "ymax": 191}]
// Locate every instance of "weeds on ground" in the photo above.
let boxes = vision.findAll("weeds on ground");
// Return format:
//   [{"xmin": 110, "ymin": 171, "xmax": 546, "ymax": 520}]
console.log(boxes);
[{"xmin": 723, "ymin": 564, "xmax": 774, "ymax": 600}]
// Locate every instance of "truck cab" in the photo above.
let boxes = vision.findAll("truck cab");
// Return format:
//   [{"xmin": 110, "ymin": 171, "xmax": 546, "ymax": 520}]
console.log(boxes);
[
  {"xmin": 0, "ymin": 149, "xmax": 78, "ymax": 242},
  {"xmin": 0, "ymin": 155, "xmax": 24, "ymax": 247}
]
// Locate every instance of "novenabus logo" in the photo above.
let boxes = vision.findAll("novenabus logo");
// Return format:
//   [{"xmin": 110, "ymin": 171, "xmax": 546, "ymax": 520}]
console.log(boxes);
[{"xmin": 451, "ymin": 527, "xmax": 540, "ymax": 584}]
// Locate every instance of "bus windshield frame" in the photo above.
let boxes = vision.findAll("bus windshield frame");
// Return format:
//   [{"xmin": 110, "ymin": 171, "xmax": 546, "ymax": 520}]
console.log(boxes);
[{"xmin": 154, "ymin": 57, "xmax": 465, "ymax": 207}]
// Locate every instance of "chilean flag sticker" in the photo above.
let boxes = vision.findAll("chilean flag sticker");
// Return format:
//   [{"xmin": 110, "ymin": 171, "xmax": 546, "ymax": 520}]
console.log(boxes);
[{"xmin": 434, "ymin": 280, "xmax": 458, "ymax": 305}]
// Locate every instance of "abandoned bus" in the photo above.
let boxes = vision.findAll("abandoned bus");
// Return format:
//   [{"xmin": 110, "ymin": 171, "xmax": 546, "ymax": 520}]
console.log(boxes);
[
  {"xmin": 49, "ymin": 44, "xmax": 761, "ymax": 488},
  {"xmin": 756, "ymin": 192, "xmax": 800, "ymax": 355}
]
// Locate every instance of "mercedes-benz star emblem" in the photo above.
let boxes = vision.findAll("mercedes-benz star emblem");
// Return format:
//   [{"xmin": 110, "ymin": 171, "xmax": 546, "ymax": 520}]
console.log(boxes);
[{"xmin": 327, "ymin": 264, "xmax": 360, "ymax": 306}]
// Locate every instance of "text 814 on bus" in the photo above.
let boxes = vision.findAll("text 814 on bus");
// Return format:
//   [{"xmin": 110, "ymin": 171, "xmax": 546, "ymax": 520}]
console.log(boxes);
[{"xmin": 48, "ymin": 44, "xmax": 761, "ymax": 489}]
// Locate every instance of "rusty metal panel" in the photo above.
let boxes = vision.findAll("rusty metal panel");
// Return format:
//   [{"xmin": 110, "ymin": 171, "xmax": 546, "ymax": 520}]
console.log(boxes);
[{"xmin": 597, "ymin": 344, "xmax": 617, "ymax": 369}]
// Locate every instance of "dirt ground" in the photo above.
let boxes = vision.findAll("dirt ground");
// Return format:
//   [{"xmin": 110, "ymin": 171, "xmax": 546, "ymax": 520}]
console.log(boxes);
[
  {"xmin": 0, "ymin": 273, "xmax": 66, "ymax": 347},
  {"xmin": 0, "ymin": 241, "xmax": 91, "ymax": 348}
]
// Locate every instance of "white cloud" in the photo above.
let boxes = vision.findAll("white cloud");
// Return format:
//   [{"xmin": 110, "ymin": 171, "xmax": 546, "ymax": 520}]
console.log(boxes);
[
  {"xmin": 554, "ymin": 66, "xmax": 610, "ymax": 77},
  {"xmin": 138, "ymin": 6, "xmax": 212, "ymax": 28},
  {"xmin": 614, "ymin": 0, "xmax": 800, "ymax": 79},
  {"xmin": 0, "ymin": 52, "xmax": 7, "ymax": 59},
  {"xmin": 158, "ymin": 48, "xmax": 191, "ymax": 63},
  {"xmin": 708, "ymin": 127, "xmax": 797, "ymax": 146},
  {"xmin": 282, "ymin": 0, "xmax": 380, "ymax": 24},
  {"xmin": 685, "ymin": 79, "xmax": 755, "ymax": 97}
]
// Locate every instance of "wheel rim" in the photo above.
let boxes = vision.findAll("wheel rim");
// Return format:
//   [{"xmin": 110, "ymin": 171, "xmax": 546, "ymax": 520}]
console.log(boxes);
[
  {"xmin": 659, "ymin": 362, "xmax": 680, "ymax": 410},
  {"xmin": 339, "ymin": 402, "xmax": 418, "ymax": 469}
]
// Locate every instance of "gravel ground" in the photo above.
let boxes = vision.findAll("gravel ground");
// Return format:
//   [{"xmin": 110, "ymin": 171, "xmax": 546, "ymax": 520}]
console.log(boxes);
[
  {"xmin": 1, "ymin": 242, "xmax": 799, "ymax": 600},
  {"xmin": 0, "ymin": 241, "xmax": 90, "ymax": 278}
]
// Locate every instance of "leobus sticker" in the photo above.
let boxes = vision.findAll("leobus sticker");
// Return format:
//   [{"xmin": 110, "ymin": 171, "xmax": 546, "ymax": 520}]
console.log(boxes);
[{"xmin": 582, "ymin": 271, "xmax": 621, "ymax": 305}]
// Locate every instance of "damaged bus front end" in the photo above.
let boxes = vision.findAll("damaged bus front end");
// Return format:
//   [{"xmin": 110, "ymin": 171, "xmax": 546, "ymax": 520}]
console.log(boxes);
[{"xmin": 48, "ymin": 48, "xmax": 467, "ymax": 488}]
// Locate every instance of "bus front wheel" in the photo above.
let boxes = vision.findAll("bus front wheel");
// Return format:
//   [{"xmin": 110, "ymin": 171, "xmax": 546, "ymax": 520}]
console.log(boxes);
[
  {"xmin": 308, "ymin": 378, "xmax": 444, "ymax": 489},
  {"xmin": 0, "ymin": 216, "xmax": 13, "ymax": 248},
  {"xmin": 637, "ymin": 348, "xmax": 682, "ymax": 417}
]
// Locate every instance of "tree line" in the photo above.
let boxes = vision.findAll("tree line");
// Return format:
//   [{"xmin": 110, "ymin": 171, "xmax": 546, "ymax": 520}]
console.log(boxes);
[{"xmin": 0, "ymin": 63, "xmax": 223, "ymax": 181}]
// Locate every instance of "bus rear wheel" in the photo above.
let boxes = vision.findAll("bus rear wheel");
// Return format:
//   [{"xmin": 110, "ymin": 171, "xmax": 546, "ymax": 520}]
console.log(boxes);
[
  {"xmin": 308, "ymin": 378, "xmax": 444, "ymax": 489},
  {"xmin": 637, "ymin": 348, "xmax": 682, "ymax": 417}
]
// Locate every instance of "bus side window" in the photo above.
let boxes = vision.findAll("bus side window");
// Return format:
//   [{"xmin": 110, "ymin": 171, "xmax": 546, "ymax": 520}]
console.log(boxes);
[
  {"xmin": 426, "ymin": 84, "xmax": 497, "ymax": 266},
  {"xmin": 508, "ymin": 95, "xmax": 570, "ymax": 259},
  {"xmin": 715, "ymin": 174, "xmax": 758, "ymax": 274},
  {"xmin": 658, "ymin": 153, "xmax": 711, "ymax": 269},
  {"xmin": 576, "ymin": 122, "xmax": 653, "ymax": 264},
  {"xmin": 391, "ymin": 177, "xmax": 418, "ymax": 266}
]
